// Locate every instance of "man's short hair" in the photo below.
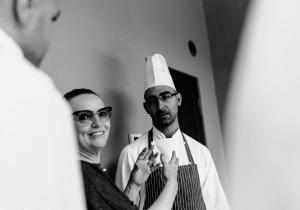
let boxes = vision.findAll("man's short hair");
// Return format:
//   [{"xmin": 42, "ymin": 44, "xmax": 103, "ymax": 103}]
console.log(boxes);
[{"xmin": 64, "ymin": 88, "xmax": 100, "ymax": 101}]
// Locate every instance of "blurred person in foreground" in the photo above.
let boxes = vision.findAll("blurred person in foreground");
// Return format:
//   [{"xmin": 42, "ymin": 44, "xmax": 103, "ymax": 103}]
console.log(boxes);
[
  {"xmin": 225, "ymin": 1, "xmax": 300, "ymax": 209},
  {"xmin": 0, "ymin": 0, "xmax": 85, "ymax": 209},
  {"xmin": 115, "ymin": 54, "xmax": 229, "ymax": 210},
  {"xmin": 65, "ymin": 88, "xmax": 179, "ymax": 210}
]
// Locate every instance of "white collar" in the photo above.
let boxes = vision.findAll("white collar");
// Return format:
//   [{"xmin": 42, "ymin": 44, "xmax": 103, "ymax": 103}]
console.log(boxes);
[
  {"xmin": 0, "ymin": 27, "xmax": 23, "ymax": 58},
  {"xmin": 152, "ymin": 126, "xmax": 182, "ymax": 141}
]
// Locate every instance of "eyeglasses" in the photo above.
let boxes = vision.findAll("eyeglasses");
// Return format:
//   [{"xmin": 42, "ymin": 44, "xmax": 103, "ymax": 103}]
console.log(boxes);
[
  {"xmin": 73, "ymin": 106, "xmax": 112, "ymax": 124},
  {"xmin": 145, "ymin": 92, "xmax": 177, "ymax": 105}
]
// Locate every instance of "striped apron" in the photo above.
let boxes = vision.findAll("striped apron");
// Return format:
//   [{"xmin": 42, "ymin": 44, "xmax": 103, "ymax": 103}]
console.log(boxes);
[{"xmin": 143, "ymin": 129, "xmax": 206, "ymax": 210}]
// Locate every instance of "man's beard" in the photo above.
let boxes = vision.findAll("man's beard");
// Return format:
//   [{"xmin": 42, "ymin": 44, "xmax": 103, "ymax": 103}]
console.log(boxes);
[{"xmin": 153, "ymin": 111, "xmax": 176, "ymax": 128}]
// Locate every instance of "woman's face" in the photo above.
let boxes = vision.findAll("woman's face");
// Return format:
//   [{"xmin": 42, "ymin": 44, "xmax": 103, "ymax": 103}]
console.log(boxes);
[{"xmin": 69, "ymin": 94, "xmax": 111, "ymax": 154}]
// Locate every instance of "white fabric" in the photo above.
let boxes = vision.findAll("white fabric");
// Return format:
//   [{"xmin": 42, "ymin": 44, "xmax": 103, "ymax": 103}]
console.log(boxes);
[
  {"xmin": 144, "ymin": 54, "xmax": 176, "ymax": 92},
  {"xmin": 115, "ymin": 127, "xmax": 229, "ymax": 210},
  {"xmin": 225, "ymin": 1, "xmax": 300, "ymax": 209},
  {"xmin": 0, "ymin": 28, "xmax": 86, "ymax": 210}
]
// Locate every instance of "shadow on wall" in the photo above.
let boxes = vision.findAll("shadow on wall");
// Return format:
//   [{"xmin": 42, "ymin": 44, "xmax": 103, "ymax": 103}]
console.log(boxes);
[
  {"xmin": 105, "ymin": 90, "xmax": 131, "ymax": 179},
  {"xmin": 96, "ymin": 55, "xmax": 131, "ymax": 180},
  {"xmin": 202, "ymin": 0, "xmax": 250, "ymax": 125}
]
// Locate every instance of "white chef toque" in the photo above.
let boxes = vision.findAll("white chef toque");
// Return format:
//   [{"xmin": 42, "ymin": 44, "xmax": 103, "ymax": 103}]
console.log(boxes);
[{"xmin": 144, "ymin": 54, "xmax": 176, "ymax": 92}]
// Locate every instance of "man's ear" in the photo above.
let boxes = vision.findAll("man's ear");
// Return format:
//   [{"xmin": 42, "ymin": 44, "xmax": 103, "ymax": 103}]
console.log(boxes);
[
  {"xmin": 176, "ymin": 93, "xmax": 182, "ymax": 106},
  {"xmin": 143, "ymin": 102, "xmax": 150, "ymax": 115},
  {"xmin": 13, "ymin": 0, "xmax": 35, "ymax": 26}
]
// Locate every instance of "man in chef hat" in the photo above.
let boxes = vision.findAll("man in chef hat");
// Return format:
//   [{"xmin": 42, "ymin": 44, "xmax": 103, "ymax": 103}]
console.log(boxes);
[{"xmin": 115, "ymin": 54, "xmax": 229, "ymax": 209}]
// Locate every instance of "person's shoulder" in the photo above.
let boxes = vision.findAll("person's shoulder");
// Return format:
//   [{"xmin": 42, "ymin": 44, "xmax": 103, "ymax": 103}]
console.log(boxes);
[
  {"xmin": 80, "ymin": 162, "xmax": 105, "ymax": 191},
  {"xmin": 183, "ymin": 133, "xmax": 211, "ymax": 155},
  {"xmin": 123, "ymin": 132, "xmax": 148, "ymax": 151},
  {"xmin": 7, "ymin": 57, "xmax": 62, "ymax": 101},
  {"xmin": 25, "ymin": 63, "xmax": 71, "ymax": 113},
  {"xmin": 80, "ymin": 161, "xmax": 92, "ymax": 176},
  {"xmin": 15, "ymin": 60, "xmax": 74, "ymax": 135},
  {"xmin": 24, "ymin": 63, "xmax": 58, "ymax": 95},
  {"xmin": 182, "ymin": 133, "xmax": 215, "ymax": 169},
  {"xmin": 80, "ymin": 161, "xmax": 92, "ymax": 170},
  {"xmin": 81, "ymin": 161, "xmax": 97, "ymax": 173},
  {"xmin": 1, "ymin": 53, "xmax": 56, "ymax": 93},
  {"xmin": 81, "ymin": 161, "xmax": 105, "ymax": 180},
  {"xmin": 120, "ymin": 131, "xmax": 149, "ymax": 159},
  {"xmin": 1, "ymin": 55, "xmax": 71, "ymax": 117}
]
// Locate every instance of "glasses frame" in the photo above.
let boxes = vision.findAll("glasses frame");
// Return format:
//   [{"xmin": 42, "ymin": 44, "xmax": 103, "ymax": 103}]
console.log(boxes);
[
  {"xmin": 144, "ymin": 92, "xmax": 178, "ymax": 106},
  {"xmin": 73, "ymin": 106, "xmax": 112, "ymax": 124}
]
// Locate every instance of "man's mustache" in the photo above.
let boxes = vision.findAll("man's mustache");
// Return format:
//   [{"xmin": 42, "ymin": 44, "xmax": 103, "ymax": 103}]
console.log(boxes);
[{"xmin": 156, "ymin": 110, "xmax": 169, "ymax": 115}]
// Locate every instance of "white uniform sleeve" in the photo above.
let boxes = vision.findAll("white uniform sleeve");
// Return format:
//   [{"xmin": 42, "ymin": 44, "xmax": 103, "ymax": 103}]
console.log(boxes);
[
  {"xmin": 116, "ymin": 146, "xmax": 144, "ymax": 206},
  {"xmin": 115, "ymin": 148, "xmax": 133, "ymax": 191},
  {"xmin": 201, "ymin": 149, "xmax": 230, "ymax": 210}
]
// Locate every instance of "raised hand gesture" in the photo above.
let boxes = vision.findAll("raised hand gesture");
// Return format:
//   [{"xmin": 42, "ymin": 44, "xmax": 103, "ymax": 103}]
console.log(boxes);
[
  {"xmin": 161, "ymin": 151, "xmax": 179, "ymax": 182},
  {"xmin": 129, "ymin": 146, "xmax": 160, "ymax": 186}
]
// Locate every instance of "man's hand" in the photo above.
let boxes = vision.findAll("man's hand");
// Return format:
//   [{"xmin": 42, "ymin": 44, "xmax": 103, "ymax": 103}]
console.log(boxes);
[{"xmin": 129, "ymin": 146, "xmax": 160, "ymax": 186}]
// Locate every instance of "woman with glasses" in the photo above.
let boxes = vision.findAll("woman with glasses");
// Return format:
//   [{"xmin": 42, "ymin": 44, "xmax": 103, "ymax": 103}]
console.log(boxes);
[{"xmin": 64, "ymin": 88, "xmax": 179, "ymax": 210}]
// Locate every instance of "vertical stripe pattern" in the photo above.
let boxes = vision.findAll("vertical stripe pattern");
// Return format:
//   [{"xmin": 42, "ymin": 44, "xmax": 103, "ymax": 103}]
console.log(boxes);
[{"xmin": 144, "ymin": 129, "xmax": 206, "ymax": 210}]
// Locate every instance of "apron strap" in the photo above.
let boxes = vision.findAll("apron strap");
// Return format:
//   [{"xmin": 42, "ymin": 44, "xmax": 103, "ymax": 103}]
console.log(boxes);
[
  {"xmin": 148, "ymin": 128, "xmax": 153, "ymax": 149},
  {"xmin": 181, "ymin": 133, "xmax": 195, "ymax": 164}
]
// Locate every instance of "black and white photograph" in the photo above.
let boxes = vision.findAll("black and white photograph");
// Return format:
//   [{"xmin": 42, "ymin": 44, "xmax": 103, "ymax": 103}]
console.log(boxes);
[{"xmin": 0, "ymin": 0, "xmax": 299, "ymax": 209}]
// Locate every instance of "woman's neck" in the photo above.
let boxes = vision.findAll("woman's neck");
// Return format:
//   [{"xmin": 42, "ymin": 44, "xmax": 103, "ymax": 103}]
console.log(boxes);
[{"xmin": 79, "ymin": 149, "xmax": 101, "ymax": 164}]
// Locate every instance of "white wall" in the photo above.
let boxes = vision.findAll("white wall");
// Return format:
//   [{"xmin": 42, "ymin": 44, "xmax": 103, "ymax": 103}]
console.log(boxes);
[{"xmin": 42, "ymin": 0, "xmax": 228, "ymax": 191}]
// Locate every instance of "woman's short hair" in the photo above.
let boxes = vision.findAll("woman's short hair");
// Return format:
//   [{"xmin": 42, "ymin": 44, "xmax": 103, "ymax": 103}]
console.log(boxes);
[{"xmin": 64, "ymin": 88, "xmax": 100, "ymax": 101}]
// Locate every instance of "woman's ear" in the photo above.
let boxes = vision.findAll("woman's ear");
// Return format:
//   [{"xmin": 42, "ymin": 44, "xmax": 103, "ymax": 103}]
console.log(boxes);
[{"xmin": 13, "ymin": 0, "xmax": 35, "ymax": 26}]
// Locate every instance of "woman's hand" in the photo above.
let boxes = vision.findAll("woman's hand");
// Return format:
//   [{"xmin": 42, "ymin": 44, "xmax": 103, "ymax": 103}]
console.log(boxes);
[
  {"xmin": 147, "ymin": 151, "xmax": 179, "ymax": 210},
  {"xmin": 124, "ymin": 146, "xmax": 160, "ymax": 202},
  {"xmin": 161, "ymin": 151, "xmax": 179, "ymax": 182},
  {"xmin": 129, "ymin": 146, "xmax": 160, "ymax": 186}
]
